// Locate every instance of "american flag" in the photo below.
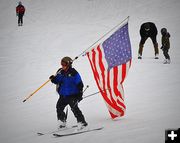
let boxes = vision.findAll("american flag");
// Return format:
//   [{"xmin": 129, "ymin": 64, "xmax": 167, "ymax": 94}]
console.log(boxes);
[{"xmin": 87, "ymin": 23, "xmax": 132, "ymax": 118}]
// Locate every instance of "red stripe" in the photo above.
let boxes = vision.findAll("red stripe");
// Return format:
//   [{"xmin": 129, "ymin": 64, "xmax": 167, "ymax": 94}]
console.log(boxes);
[
  {"xmin": 113, "ymin": 66, "xmax": 126, "ymax": 110},
  {"xmin": 116, "ymin": 66, "xmax": 126, "ymax": 109},
  {"xmin": 109, "ymin": 111, "xmax": 118, "ymax": 119},
  {"xmin": 117, "ymin": 99, "xmax": 126, "ymax": 111},
  {"xmin": 113, "ymin": 66, "xmax": 123, "ymax": 99},
  {"xmin": 106, "ymin": 72, "xmax": 117, "ymax": 119},
  {"xmin": 92, "ymin": 49, "xmax": 101, "ymax": 82},
  {"xmin": 97, "ymin": 46, "xmax": 106, "ymax": 91},
  {"xmin": 107, "ymin": 70, "xmax": 114, "ymax": 105},
  {"xmin": 111, "ymin": 67, "xmax": 120, "ymax": 104}
]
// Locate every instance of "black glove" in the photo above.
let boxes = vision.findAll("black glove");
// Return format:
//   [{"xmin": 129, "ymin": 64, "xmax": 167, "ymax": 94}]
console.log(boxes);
[
  {"xmin": 77, "ymin": 82, "xmax": 84, "ymax": 102},
  {"xmin": 160, "ymin": 46, "xmax": 164, "ymax": 50},
  {"xmin": 49, "ymin": 75, "xmax": 55, "ymax": 83},
  {"xmin": 49, "ymin": 75, "xmax": 55, "ymax": 80},
  {"xmin": 77, "ymin": 91, "xmax": 83, "ymax": 102}
]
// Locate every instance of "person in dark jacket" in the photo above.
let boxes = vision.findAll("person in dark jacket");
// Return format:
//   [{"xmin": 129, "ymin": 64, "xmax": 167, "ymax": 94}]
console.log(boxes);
[
  {"xmin": 49, "ymin": 57, "xmax": 87, "ymax": 130},
  {"xmin": 138, "ymin": 22, "xmax": 159, "ymax": 59},
  {"xmin": 161, "ymin": 28, "xmax": 171, "ymax": 64},
  {"xmin": 16, "ymin": 1, "xmax": 25, "ymax": 26}
]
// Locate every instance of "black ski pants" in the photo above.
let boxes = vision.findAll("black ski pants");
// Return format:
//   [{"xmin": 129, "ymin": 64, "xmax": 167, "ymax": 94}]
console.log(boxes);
[
  {"xmin": 56, "ymin": 96, "xmax": 86, "ymax": 124},
  {"xmin": 163, "ymin": 49, "xmax": 170, "ymax": 59},
  {"xmin": 18, "ymin": 14, "xmax": 24, "ymax": 25}
]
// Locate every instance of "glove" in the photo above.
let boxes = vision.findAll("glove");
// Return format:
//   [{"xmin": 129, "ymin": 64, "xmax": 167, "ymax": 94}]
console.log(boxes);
[
  {"xmin": 49, "ymin": 75, "xmax": 55, "ymax": 83},
  {"xmin": 49, "ymin": 75, "xmax": 55, "ymax": 80},
  {"xmin": 160, "ymin": 46, "xmax": 164, "ymax": 50},
  {"xmin": 77, "ymin": 92, "xmax": 83, "ymax": 102}
]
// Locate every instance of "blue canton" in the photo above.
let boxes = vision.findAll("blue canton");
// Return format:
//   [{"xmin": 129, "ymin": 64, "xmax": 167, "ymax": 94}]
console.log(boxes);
[{"xmin": 102, "ymin": 23, "xmax": 132, "ymax": 70}]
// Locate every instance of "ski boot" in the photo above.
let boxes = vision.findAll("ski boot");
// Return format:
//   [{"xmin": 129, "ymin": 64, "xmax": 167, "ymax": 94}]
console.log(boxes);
[{"xmin": 57, "ymin": 120, "xmax": 66, "ymax": 129}]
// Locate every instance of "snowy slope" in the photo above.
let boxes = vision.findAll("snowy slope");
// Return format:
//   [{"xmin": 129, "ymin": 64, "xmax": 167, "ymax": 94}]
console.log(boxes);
[{"xmin": 0, "ymin": 0, "xmax": 180, "ymax": 143}]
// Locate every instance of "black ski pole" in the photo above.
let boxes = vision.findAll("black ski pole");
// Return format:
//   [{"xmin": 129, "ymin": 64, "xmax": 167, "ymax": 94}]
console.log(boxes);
[
  {"xmin": 73, "ymin": 89, "xmax": 105, "ymax": 108},
  {"xmin": 72, "ymin": 85, "xmax": 90, "ymax": 108},
  {"xmin": 83, "ymin": 91, "xmax": 101, "ymax": 99},
  {"xmin": 83, "ymin": 88, "xmax": 110, "ymax": 99},
  {"xmin": 83, "ymin": 85, "xmax": 89, "ymax": 93}
]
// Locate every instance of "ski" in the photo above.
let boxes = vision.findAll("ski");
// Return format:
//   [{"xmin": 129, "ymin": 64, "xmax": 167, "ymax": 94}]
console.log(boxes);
[
  {"xmin": 37, "ymin": 125, "xmax": 77, "ymax": 136},
  {"xmin": 53, "ymin": 127, "xmax": 103, "ymax": 137}
]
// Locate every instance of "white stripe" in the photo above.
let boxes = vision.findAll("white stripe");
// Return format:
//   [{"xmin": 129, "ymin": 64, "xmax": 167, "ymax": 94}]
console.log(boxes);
[
  {"xmin": 106, "ymin": 103, "xmax": 122, "ymax": 117},
  {"xmin": 94, "ymin": 46, "xmax": 103, "ymax": 90},
  {"xmin": 117, "ymin": 65, "xmax": 125, "ymax": 101},
  {"xmin": 112, "ymin": 66, "xmax": 125, "ymax": 110},
  {"xmin": 126, "ymin": 60, "xmax": 131, "ymax": 76}
]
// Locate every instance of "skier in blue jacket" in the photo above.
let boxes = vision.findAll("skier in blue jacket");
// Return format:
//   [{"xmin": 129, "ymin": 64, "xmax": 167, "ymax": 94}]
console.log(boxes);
[{"xmin": 49, "ymin": 57, "xmax": 87, "ymax": 129}]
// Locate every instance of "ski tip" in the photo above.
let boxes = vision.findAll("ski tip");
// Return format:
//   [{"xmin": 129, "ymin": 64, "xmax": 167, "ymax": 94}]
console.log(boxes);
[
  {"xmin": 37, "ymin": 132, "xmax": 44, "ymax": 136},
  {"xmin": 96, "ymin": 127, "xmax": 104, "ymax": 130},
  {"xmin": 53, "ymin": 133, "xmax": 62, "ymax": 137}
]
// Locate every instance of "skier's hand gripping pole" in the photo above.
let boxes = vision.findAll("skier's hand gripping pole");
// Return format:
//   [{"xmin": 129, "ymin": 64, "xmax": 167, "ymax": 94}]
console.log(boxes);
[{"xmin": 23, "ymin": 79, "xmax": 51, "ymax": 102}]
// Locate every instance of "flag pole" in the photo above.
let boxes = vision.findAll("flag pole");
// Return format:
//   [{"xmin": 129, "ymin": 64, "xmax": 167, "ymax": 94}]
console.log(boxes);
[
  {"xmin": 73, "ymin": 16, "xmax": 130, "ymax": 61},
  {"xmin": 23, "ymin": 79, "xmax": 51, "ymax": 102},
  {"xmin": 23, "ymin": 68, "xmax": 63, "ymax": 103}
]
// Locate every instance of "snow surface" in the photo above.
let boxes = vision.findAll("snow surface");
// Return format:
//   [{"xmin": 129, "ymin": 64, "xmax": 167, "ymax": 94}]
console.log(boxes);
[{"xmin": 0, "ymin": 0, "xmax": 180, "ymax": 143}]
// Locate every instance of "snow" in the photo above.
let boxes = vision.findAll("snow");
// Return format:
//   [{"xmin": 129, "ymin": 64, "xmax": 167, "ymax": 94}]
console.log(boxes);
[{"xmin": 0, "ymin": 0, "xmax": 180, "ymax": 143}]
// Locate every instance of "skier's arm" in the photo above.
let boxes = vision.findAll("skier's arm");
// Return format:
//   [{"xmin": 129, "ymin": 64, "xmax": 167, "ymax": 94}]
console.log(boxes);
[
  {"xmin": 16, "ymin": 7, "xmax": 18, "ymax": 16},
  {"xmin": 74, "ymin": 73, "xmax": 84, "ymax": 101},
  {"xmin": 49, "ymin": 74, "xmax": 62, "ymax": 84}
]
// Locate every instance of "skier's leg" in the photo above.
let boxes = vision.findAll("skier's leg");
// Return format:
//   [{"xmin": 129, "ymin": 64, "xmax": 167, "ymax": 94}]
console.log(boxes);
[
  {"xmin": 138, "ymin": 37, "xmax": 147, "ymax": 58},
  {"xmin": 164, "ymin": 49, "xmax": 170, "ymax": 60},
  {"xmin": 19, "ymin": 14, "xmax": 23, "ymax": 26},
  {"xmin": 151, "ymin": 36, "xmax": 159, "ymax": 58},
  {"xmin": 138, "ymin": 43, "xmax": 143, "ymax": 58},
  {"xmin": 69, "ymin": 97, "xmax": 87, "ymax": 126},
  {"xmin": 154, "ymin": 43, "xmax": 159, "ymax": 59},
  {"xmin": 163, "ymin": 49, "xmax": 170, "ymax": 64},
  {"xmin": 18, "ymin": 16, "xmax": 21, "ymax": 26},
  {"xmin": 21, "ymin": 16, "xmax": 23, "ymax": 26},
  {"xmin": 56, "ymin": 97, "xmax": 67, "ymax": 122}
]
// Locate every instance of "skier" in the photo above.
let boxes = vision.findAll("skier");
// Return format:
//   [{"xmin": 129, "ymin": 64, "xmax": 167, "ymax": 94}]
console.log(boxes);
[
  {"xmin": 138, "ymin": 22, "xmax": 159, "ymax": 59},
  {"xmin": 16, "ymin": 1, "xmax": 25, "ymax": 26},
  {"xmin": 161, "ymin": 28, "xmax": 171, "ymax": 64},
  {"xmin": 49, "ymin": 57, "xmax": 88, "ymax": 130}
]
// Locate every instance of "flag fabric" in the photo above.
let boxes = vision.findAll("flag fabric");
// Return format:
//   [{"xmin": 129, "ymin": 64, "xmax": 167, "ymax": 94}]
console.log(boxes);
[{"xmin": 87, "ymin": 22, "xmax": 132, "ymax": 119}]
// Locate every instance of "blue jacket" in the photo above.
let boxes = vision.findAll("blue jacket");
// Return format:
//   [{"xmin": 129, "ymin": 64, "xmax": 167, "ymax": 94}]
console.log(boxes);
[{"xmin": 52, "ymin": 67, "xmax": 83, "ymax": 97}]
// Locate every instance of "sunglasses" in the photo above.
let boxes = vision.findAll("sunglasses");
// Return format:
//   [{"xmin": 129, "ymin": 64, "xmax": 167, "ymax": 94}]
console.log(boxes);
[{"xmin": 61, "ymin": 62, "xmax": 68, "ymax": 67}]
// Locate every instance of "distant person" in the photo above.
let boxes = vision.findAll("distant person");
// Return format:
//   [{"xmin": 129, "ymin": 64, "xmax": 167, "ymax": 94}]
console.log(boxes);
[
  {"xmin": 49, "ymin": 57, "xmax": 88, "ymax": 130},
  {"xmin": 161, "ymin": 28, "xmax": 171, "ymax": 64},
  {"xmin": 138, "ymin": 22, "xmax": 159, "ymax": 59},
  {"xmin": 16, "ymin": 1, "xmax": 25, "ymax": 26}
]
